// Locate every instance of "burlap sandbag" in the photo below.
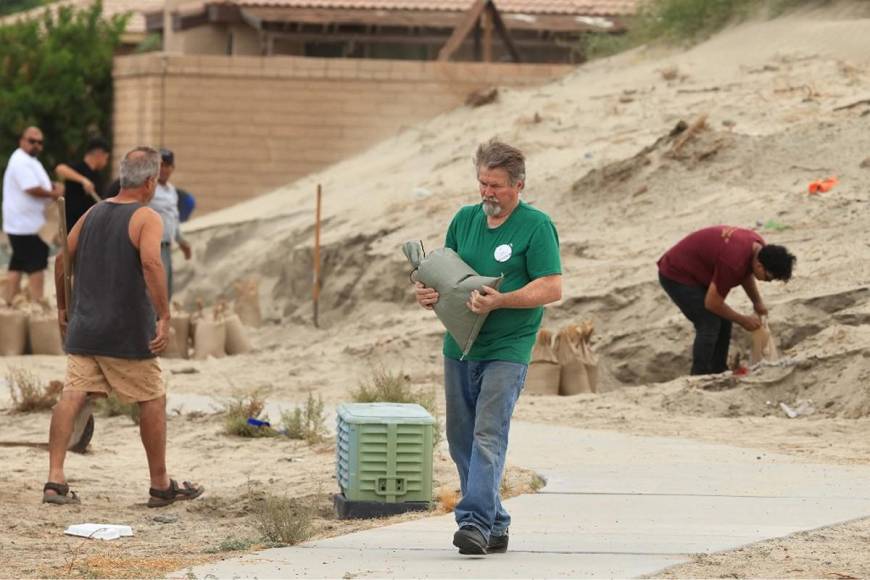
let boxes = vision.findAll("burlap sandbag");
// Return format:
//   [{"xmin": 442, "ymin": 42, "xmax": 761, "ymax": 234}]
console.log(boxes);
[
  {"xmin": 525, "ymin": 329, "xmax": 561, "ymax": 396},
  {"xmin": 750, "ymin": 317, "xmax": 780, "ymax": 365},
  {"xmin": 29, "ymin": 311, "xmax": 64, "ymax": 355},
  {"xmin": 163, "ymin": 303, "xmax": 191, "ymax": 359},
  {"xmin": 557, "ymin": 322, "xmax": 599, "ymax": 396},
  {"xmin": 38, "ymin": 199, "xmax": 61, "ymax": 246},
  {"xmin": 234, "ymin": 277, "xmax": 262, "ymax": 328},
  {"xmin": 0, "ymin": 306, "xmax": 28, "ymax": 356},
  {"xmin": 402, "ymin": 240, "xmax": 502, "ymax": 359},
  {"xmin": 193, "ymin": 305, "xmax": 226, "ymax": 360},
  {"xmin": 224, "ymin": 313, "xmax": 252, "ymax": 355}
]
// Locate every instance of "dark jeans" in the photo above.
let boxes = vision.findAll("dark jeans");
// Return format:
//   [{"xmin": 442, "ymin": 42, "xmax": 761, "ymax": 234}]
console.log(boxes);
[{"xmin": 659, "ymin": 273, "xmax": 732, "ymax": 375}]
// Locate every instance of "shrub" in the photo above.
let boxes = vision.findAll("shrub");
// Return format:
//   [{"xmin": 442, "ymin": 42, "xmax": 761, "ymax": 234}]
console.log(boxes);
[
  {"xmin": 280, "ymin": 392, "xmax": 327, "ymax": 444},
  {"xmin": 95, "ymin": 393, "xmax": 140, "ymax": 424},
  {"xmin": 6, "ymin": 368, "xmax": 61, "ymax": 412},
  {"xmin": 221, "ymin": 390, "xmax": 277, "ymax": 438},
  {"xmin": 256, "ymin": 495, "xmax": 314, "ymax": 546},
  {"xmin": 351, "ymin": 367, "xmax": 442, "ymax": 444}
]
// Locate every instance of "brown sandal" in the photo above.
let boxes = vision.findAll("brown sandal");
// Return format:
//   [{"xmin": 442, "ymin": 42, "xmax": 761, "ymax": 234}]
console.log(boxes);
[
  {"xmin": 42, "ymin": 482, "xmax": 81, "ymax": 505},
  {"xmin": 147, "ymin": 479, "xmax": 204, "ymax": 508}
]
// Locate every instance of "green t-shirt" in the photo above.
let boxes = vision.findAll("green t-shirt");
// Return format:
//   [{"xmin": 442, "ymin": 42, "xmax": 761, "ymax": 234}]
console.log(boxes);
[{"xmin": 442, "ymin": 201, "xmax": 561, "ymax": 364}]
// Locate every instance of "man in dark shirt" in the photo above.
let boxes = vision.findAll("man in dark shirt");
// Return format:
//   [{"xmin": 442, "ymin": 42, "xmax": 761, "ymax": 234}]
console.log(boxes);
[
  {"xmin": 55, "ymin": 137, "xmax": 110, "ymax": 233},
  {"xmin": 658, "ymin": 225, "xmax": 796, "ymax": 375}
]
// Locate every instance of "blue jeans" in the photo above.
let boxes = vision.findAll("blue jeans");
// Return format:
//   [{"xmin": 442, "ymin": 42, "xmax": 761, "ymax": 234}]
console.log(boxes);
[{"xmin": 444, "ymin": 357, "xmax": 527, "ymax": 541}]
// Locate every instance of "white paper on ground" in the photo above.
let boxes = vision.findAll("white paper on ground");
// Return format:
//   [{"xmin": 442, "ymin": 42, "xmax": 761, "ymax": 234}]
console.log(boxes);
[{"xmin": 64, "ymin": 523, "xmax": 134, "ymax": 541}]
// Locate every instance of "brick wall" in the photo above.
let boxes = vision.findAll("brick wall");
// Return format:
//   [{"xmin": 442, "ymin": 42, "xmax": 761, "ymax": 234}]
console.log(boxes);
[{"xmin": 113, "ymin": 54, "xmax": 571, "ymax": 213}]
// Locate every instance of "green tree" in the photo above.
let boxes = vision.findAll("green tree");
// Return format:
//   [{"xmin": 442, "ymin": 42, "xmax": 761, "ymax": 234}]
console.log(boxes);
[
  {"xmin": 0, "ymin": 0, "xmax": 128, "ymax": 173},
  {"xmin": 0, "ymin": 0, "xmax": 48, "ymax": 18}
]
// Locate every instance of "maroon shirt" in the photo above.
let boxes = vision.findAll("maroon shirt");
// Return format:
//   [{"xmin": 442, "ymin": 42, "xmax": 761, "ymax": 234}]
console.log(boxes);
[{"xmin": 658, "ymin": 226, "xmax": 764, "ymax": 297}]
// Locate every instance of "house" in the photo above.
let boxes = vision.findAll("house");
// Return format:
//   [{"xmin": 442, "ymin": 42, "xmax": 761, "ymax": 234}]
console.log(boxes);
[{"xmin": 149, "ymin": 0, "xmax": 638, "ymax": 63}]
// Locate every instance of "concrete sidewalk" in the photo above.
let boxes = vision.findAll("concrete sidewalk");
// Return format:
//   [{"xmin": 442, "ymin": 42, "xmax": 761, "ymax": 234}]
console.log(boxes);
[{"xmin": 175, "ymin": 422, "xmax": 870, "ymax": 579}]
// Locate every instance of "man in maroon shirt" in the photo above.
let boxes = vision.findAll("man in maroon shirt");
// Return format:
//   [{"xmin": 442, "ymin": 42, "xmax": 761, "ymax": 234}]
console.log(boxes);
[{"xmin": 658, "ymin": 225, "xmax": 796, "ymax": 375}]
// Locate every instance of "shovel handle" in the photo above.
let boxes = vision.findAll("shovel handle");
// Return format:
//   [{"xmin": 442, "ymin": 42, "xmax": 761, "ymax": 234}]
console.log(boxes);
[{"xmin": 57, "ymin": 197, "xmax": 72, "ymax": 310}]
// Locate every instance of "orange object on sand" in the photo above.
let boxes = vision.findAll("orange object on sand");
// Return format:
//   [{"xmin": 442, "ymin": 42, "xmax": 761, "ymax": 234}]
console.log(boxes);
[{"xmin": 808, "ymin": 176, "xmax": 838, "ymax": 194}]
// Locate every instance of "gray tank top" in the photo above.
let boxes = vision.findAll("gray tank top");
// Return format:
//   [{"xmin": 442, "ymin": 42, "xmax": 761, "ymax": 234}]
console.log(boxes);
[{"xmin": 65, "ymin": 201, "xmax": 156, "ymax": 359}]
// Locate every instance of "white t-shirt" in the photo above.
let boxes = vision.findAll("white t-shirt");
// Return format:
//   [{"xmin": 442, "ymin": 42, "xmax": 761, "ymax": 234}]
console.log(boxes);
[
  {"xmin": 149, "ymin": 181, "xmax": 180, "ymax": 243},
  {"xmin": 2, "ymin": 148, "xmax": 52, "ymax": 235}
]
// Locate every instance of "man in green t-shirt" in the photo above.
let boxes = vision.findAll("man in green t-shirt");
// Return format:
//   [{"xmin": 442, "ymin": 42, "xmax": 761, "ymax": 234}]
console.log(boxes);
[{"xmin": 415, "ymin": 140, "xmax": 562, "ymax": 555}]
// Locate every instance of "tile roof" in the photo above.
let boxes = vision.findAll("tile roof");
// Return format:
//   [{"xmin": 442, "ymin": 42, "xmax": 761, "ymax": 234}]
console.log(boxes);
[
  {"xmin": 229, "ymin": 0, "xmax": 638, "ymax": 16},
  {"xmin": 0, "ymin": 0, "xmax": 165, "ymax": 34}
]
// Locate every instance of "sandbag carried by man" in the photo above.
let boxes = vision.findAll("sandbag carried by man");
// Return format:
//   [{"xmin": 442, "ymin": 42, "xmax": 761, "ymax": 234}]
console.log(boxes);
[
  {"xmin": 414, "ymin": 140, "xmax": 562, "ymax": 555},
  {"xmin": 44, "ymin": 147, "xmax": 203, "ymax": 507},
  {"xmin": 658, "ymin": 225, "xmax": 795, "ymax": 376}
]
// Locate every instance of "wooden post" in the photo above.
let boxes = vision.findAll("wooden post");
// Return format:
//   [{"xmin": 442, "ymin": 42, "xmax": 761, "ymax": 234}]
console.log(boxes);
[
  {"xmin": 482, "ymin": 9, "xmax": 493, "ymax": 63},
  {"xmin": 313, "ymin": 184, "xmax": 322, "ymax": 328},
  {"xmin": 57, "ymin": 197, "xmax": 72, "ymax": 310}
]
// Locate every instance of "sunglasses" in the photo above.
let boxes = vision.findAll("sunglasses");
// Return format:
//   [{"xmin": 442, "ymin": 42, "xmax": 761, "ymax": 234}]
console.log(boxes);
[{"xmin": 27, "ymin": 138, "xmax": 44, "ymax": 145}]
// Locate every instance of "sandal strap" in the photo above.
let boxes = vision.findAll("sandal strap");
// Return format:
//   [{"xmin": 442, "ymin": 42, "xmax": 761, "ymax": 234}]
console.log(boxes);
[
  {"xmin": 149, "ymin": 478, "xmax": 178, "ymax": 500},
  {"xmin": 44, "ymin": 482, "xmax": 70, "ymax": 495}
]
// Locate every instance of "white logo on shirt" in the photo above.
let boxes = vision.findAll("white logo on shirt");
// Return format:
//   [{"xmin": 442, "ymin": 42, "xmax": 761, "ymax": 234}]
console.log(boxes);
[{"xmin": 494, "ymin": 244, "xmax": 512, "ymax": 262}]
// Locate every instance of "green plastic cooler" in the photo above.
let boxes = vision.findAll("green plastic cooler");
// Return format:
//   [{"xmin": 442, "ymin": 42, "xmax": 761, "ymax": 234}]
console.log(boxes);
[{"xmin": 335, "ymin": 402, "xmax": 434, "ymax": 518}]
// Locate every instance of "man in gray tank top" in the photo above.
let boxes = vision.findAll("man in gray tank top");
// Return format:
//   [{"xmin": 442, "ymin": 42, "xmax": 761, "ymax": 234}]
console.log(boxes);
[{"xmin": 43, "ymin": 147, "xmax": 204, "ymax": 507}]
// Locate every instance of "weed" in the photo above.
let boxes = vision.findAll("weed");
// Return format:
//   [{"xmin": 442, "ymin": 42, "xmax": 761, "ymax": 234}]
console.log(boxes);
[
  {"xmin": 530, "ymin": 473, "xmax": 547, "ymax": 492},
  {"xmin": 221, "ymin": 390, "xmax": 277, "ymax": 438},
  {"xmin": 6, "ymin": 368, "xmax": 61, "ymax": 412},
  {"xmin": 95, "ymin": 393, "xmax": 140, "ymax": 425},
  {"xmin": 256, "ymin": 494, "xmax": 314, "ymax": 546},
  {"xmin": 351, "ymin": 366, "xmax": 442, "ymax": 444},
  {"xmin": 204, "ymin": 536, "xmax": 256, "ymax": 553},
  {"xmin": 280, "ymin": 392, "xmax": 327, "ymax": 444}
]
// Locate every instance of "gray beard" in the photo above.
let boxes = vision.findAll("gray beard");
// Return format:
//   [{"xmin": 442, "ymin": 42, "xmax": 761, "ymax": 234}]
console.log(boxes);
[{"xmin": 482, "ymin": 201, "xmax": 502, "ymax": 217}]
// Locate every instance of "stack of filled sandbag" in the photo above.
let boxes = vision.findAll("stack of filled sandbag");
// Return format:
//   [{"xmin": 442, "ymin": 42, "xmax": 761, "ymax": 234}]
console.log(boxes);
[
  {"xmin": 556, "ymin": 321, "xmax": 599, "ymax": 396},
  {"xmin": 163, "ymin": 302, "xmax": 191, "ymax": 359},
  {"xmin": 525, "ymin": 329, "xmax": 561, "ymax": 395},
  {"xmin": 0, "ymin": 295, "xmax": 28, "ymax": 356},
  {"xmin": 27, "ymin": 299, "xmax": 64, "ymax": 355},
  {"xmin": 233, "ymin": 277, "xmax": 262, "ymax": 328},
  {"xmin": 189, "ymin": 301, "xmax": 252, "ymax": 360}
]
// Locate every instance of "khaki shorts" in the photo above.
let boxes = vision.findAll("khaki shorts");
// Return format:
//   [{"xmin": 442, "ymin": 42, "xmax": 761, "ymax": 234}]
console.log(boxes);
[{"xmin": 65, "ymin": 355, "xmax": 164, "ymax": 404}]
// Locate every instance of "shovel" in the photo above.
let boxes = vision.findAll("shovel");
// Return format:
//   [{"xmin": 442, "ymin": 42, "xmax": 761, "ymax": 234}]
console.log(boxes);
[{"xmin": 57, "ymin": 197, "xmax": 95, "ymax": 453}]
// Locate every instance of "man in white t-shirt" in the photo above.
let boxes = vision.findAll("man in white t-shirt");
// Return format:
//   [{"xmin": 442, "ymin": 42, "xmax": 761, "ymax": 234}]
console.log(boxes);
[
  {"xmin": 148, "ymin": 148, "xmax": 191, "ymax": 297},
  {"xmin": 2, "ymin": 127, "xmax": 63, "ymax": 303}
]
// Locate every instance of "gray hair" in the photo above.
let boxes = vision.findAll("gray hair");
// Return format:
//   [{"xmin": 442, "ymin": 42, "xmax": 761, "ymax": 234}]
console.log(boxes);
[
  {"xmin": 119, "ymin": 147, "xmax": 160, "ymax": 188},
  {"xmin": 474, "ymin": 139, "xmax": 526, "ymax": 186}
]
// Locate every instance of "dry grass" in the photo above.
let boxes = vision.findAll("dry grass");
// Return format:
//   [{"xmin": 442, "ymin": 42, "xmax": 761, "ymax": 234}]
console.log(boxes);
[
  {"xmin": 436, "ymin": 487, "xmax": 460, "ymax": 513},
  {"xmin": 6, "ymin": 368, "xmax": 62, "ymax": 412},
  {"xmin": 255, "ymin": 494, "xmax": 314, "ymax": 546}
]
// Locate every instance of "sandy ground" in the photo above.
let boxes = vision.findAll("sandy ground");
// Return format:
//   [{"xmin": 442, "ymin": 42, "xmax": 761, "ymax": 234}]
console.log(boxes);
[{"xmin": 2, "ymin": 3, "xmax": 870, "ymax": 578}]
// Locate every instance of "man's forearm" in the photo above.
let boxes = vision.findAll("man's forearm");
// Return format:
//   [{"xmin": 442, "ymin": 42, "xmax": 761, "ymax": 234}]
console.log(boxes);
[
  {"xmin": 706, "ymin": 300, "xmax": 747, "ymax": 325},
  {"xmin": 498, "ymin": 275, "xmax": 562, "ymax": 309},
  {"xmin": 741, "ymin": 275, "xmax": 763, "ymax": 305},
  {"xmin": 142, "ymin": 261, "xmax": 171, "ymax": 321},
  {"xmin": 56, "ymin": 164, "xmax": 87, "ymax": 185},
  {"xmin": 26, "ymin": 186, "xmax": 55, "ymax": 199}
]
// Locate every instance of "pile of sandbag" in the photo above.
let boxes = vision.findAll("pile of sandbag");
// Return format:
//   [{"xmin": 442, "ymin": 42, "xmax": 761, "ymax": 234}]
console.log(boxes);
[
  {"xmin": 526, "ymin": 321, "xmax": 599, "ymax": 396},
  {"xmin": 167, "ymin": 300, "xmax": 252, "ymax": 360},
  {"xmin": 0, "ymin": 296, "xmax": 64, "ymax": 356},
  {"xmin": 233, "ymin": 277, "xmax": 262, "ymax": 328}
]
